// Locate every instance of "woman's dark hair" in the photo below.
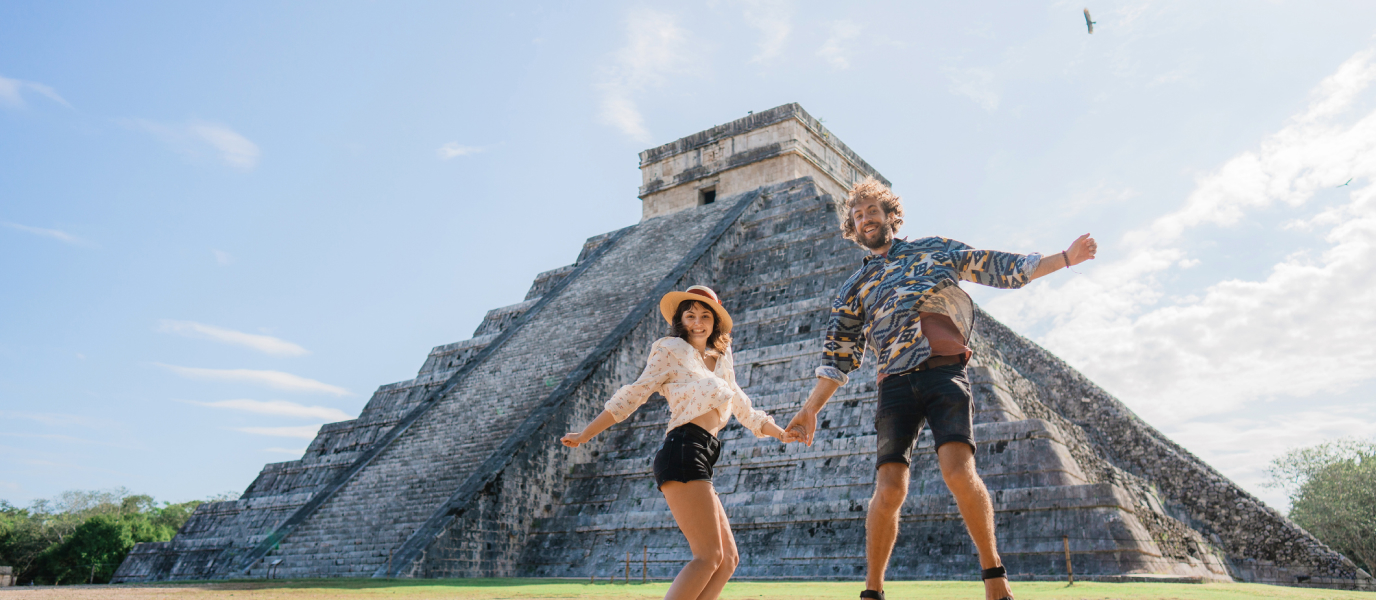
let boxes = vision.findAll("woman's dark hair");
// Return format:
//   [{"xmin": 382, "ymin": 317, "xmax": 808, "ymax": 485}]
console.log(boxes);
[{"xmin": 670, "ymin": 300, "xmax": 732, "ymax": 357}]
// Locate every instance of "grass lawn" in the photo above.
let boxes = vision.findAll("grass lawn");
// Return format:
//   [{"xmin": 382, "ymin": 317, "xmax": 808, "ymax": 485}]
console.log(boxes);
[{"xmin": 3, "ymin": 579, "xmax": 1374, "ymax": 599}]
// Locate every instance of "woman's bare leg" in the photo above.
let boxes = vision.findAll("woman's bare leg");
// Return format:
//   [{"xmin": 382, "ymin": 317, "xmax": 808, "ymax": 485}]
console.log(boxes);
[
  {"xmin": 692, "ymin": 491, "xmax": 739, "ymax": 600},
  {"xmin": 661, "ymin": 480, "xmax": 727, "ymax": 600}
]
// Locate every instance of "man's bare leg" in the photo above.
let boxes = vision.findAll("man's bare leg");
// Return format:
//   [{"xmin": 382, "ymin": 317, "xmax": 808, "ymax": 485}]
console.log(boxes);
[
  {"xmin": 937, "ymin": 442, "xmax": 1013, "ymax": 600},
  {"xmin": 864, "ymin": 463, "xmax": 910, "ymax": 593}
]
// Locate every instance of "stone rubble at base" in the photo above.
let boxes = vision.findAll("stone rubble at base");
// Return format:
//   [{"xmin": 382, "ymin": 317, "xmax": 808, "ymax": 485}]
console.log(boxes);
[{"xmin": 113, "ymin": 104, "xmax": 1373, "ymax": 590}]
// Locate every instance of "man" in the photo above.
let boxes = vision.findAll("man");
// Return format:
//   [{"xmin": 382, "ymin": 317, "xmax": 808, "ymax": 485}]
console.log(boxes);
[{"xmin": 785, "ymin": 178, "xmax": 1097, "ymax": 600}]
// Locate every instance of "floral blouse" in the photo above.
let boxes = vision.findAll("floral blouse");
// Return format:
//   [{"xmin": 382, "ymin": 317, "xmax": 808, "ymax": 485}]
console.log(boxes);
[{"xmin": 604, "ymin": 337, "xmax": 776, "ymax": 438}]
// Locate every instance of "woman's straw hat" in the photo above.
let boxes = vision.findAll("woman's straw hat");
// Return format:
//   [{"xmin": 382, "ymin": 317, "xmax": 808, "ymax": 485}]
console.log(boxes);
[{"xmin": 659, "ymin": 285, "xmax": 733, "ymax": 333}]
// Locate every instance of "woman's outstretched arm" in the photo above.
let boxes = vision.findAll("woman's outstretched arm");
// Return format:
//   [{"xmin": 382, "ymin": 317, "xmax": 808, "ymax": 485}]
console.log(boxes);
[
  {"xmin": 561, "ymin": 410, "xmax": 619, "ymax": 447},
  {"xmin": 564, "ymin": 340, "xmax": 675, "ymax": 448}
]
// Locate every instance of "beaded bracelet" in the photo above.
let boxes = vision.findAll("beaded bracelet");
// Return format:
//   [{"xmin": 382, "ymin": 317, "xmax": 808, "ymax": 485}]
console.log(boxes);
[{"xmin": 1062, "ymin": 250, "xmax": 1081, "ymax": 274}]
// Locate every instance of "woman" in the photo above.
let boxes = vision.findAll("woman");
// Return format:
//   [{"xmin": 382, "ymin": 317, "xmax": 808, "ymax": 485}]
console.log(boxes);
[{"xmin": 562, "ymin": 285, "xmax": 793, "ymax": 600}]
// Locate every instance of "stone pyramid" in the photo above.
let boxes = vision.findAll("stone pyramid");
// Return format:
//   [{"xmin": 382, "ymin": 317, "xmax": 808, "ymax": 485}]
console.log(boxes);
[{"xmin": 115, "ymin": 103, "xmax": 1373, "ymax": 590}]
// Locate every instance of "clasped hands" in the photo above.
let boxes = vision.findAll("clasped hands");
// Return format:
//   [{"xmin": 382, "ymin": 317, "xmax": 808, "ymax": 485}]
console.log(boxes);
[{"xmin": 783, "ymin": 408, "xmax": 818, "ymax": 447}]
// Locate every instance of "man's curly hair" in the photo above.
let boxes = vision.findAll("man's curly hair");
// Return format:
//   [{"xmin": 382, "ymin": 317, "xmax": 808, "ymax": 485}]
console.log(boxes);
[{"xmin": 839, "ymin": 177, "xmax": 904, "ymax": 246}]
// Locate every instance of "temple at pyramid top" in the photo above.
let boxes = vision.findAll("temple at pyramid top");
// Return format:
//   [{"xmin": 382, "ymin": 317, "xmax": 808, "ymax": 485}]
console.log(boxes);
[{"xmin": 638, "ymin": 103, "xmax": 889, "ymax": 220}]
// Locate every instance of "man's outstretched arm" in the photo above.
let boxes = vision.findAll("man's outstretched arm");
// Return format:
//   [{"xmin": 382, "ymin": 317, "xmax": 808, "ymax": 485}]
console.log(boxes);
[
  {"xmin": 791, "ymin": 273, "xmax": 866, "ymax": 445},
  {"xmin": 785, "ymin": 376, "xmax": 842, "ymax": 446},
  {"xmin": 1029, "ymin": 233, "xmax": 1098, "ymax": 280},
  {"xmin": 952, "ymin": 233, "xmax": 1099, "ymax": 288}
]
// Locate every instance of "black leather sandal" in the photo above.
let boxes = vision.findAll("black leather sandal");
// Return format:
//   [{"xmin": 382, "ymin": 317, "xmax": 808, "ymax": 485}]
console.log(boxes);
[
  {"xmin": 860, "ymin": 590, "xmax": 884, "ymax": 600},
  {"xmin": 982, "ymin": 566, "xmax": 1013, "ymax": 600}
]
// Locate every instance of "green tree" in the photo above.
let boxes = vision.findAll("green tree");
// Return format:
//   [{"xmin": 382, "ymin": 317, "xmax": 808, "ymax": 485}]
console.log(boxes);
[
  {"xmin": 1, "ymin": 488, "xmax": 219, "ymax": 585},
  {"xmin": 0, "ymin": 501, "xmax": 54, "ymax": 579},
  {"xmin": 1267, "ymin": 438, "xmax": 1376, "ymax": 575},
  {"xmin": 150, "ymin": 500, "xmax": 203, "ymax": 534},
  {"xmin": 31, "ymin": 515, "xmax": 133, "ymax": 584}
]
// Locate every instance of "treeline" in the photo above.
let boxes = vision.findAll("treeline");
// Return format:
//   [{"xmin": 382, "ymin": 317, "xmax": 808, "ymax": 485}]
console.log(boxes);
[
  {"xmin": 0, "ymin": 488, "xmax": 233, "ymax": 585},
  {"xmin": 1267, "ymin": 437, "xmax": 1376, "ymax": 576}
]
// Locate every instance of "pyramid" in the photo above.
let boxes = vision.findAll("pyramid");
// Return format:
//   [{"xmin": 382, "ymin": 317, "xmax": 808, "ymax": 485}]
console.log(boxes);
[{"xmin": 115, "ymin": 103, "xmax": 1373, "ymax": 590}]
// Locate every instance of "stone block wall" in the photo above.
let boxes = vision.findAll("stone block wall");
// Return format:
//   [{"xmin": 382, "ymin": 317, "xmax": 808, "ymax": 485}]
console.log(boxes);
[{"xmin": 638, "ymin": 103, "xmax": 889, "ymax": 220}]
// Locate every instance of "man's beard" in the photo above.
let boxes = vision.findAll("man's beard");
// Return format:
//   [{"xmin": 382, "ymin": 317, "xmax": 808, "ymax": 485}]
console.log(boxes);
[{"xmin": 859, "ymin": 220, "xmax": 894, "ymax": 250}]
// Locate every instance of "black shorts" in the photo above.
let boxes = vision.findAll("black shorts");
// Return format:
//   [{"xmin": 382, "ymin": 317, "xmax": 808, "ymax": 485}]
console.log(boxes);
[
  {"xmin": 653, "ymin": 422, "xmax": 722, "ymax": 490},
  {"xmin": 875, "ymin": 363, "xmax": 975, "ymax": 468}
]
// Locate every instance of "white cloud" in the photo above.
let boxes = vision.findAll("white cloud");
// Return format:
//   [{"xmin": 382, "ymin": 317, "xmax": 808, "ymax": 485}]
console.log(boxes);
[
  {"xmin": 186, "ymin": 121, "xmax": 260, "ymax": 169},
  {"xmin": 597, "ymin": 9, "xmax": 690, "ymax": 143},
  {"xmin": 817, "ymin": 20, "xmax": 862, "ymax": 70},
  {"xmin": 126, "ymin": 119, "xmax": 261, "ymax": 170},
  {"xmin": 212, "ymin": 249, "xmax": 234, "ymax": 265},
  {"xmin": 0, "ymin": 74, "xmax": 71, "ymax": 109},
  {"xmin": 437, "ymin": 143, "xmax": 484, "ymax": 159},
  {"xmin": 158, "ymin": 320, "xmax": 308, "ymax": 357},
  {"xmin": 184, "ymin": 399, "xmax": 350, "ymax": 422},
  {"xmin": 944, "ymin": 66, "xmax": 1000, "ymax": 111},
  {"xmin": 231, "ymin": 425, "xmax": 322, "ymax": 439},
  {"xmin": 741, "ymin": 0, "xmax": 791, "ymax": 64},
  {"xmin": 983, "ymin": 45, "xmax": 1376, "ymax": 500},
  {"xmin": 157, "ymin": 363, "xmax": 349, "ymax": 396},
  {"xmin": 2, "ymin": 222, "xmax": 94, "ymax": 247}
]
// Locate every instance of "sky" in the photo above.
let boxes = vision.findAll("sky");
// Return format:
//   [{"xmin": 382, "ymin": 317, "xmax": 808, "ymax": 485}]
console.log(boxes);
[{"xmin": 3, "ymin": 1, "xmax": 1376, "ymax": 513}]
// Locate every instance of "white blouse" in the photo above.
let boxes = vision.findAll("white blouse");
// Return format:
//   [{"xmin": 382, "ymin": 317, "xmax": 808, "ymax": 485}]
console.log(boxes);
[{"xmin": 604, "ymin": 337, "xmax": 776, "ymax": 438}]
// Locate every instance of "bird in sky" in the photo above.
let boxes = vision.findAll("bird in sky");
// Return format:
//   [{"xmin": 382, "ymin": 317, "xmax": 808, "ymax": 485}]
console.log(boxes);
[
  {"xmin": 1084, "ymin": 8, "xmax": 1096, "ymax": 34},
  {"xmin": 1338, "ymin": 178, "xmax": 1353, "ymax": 187}
]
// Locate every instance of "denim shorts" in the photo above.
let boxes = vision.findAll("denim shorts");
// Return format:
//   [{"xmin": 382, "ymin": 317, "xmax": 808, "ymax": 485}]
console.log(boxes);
[
  {"xmin": 653, "ymin": 422, "xmax": 722, "ymax": 490},
  {"xmin": 875, "ymin": 363, "xmax": 975, "ymax": 468}
]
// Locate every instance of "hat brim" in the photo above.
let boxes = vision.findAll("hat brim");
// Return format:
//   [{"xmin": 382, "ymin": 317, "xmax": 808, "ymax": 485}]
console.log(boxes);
[{"xmin": 660, "ymin": 292, "xmax": 733, "ymax": 334}]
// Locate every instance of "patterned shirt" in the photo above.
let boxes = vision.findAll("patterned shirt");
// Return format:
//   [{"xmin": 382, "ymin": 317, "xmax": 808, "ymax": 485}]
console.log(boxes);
[
  {"xmin": 606, "ymin": 337, "xmax": 777, "ymax": 437},
  {"xmin": 816, "ymin": 237, "xmax": 1041, "ymax": 385}
]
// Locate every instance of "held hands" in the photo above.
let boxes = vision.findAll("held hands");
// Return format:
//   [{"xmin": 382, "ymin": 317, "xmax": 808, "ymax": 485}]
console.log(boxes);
[
  {"xmin": 784, "ymin": 409, "xmax": 817, "ymax": 447},
  {"xmin": 1066, "ymin": 233, "xmax": 1098, "ymax": 266},
  {"xmin": 763, "ymin": 422, "xmax": 801, "ymax": 444}
]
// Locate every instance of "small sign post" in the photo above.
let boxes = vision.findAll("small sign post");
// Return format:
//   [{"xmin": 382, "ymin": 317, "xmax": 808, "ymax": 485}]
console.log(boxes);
[{"xmin": 1063, "ymin": 535, "xmax": 1074, "ymax": 585}]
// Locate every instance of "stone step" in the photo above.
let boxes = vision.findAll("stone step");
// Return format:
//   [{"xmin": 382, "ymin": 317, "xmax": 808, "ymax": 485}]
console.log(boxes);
[
  {"xmin": 535, "ymin": 482, "xmax": 1143, "ymax": 538},
  {"xmin": 415, "ymin": 334, "xmax": 497, "ymax": 377},
  {"xmin": 719, "ymin": 230, "xmax": 856, "ymax": 272},
  {"xmin": 722, "ymin": 264, "xmax": 857, "ymax": 314}
]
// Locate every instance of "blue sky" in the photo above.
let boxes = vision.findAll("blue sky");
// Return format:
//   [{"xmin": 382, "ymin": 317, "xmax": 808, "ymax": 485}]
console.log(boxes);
[{"xmin": 4, "ymin": 1, "xmax": 1376, "ymax": 511}]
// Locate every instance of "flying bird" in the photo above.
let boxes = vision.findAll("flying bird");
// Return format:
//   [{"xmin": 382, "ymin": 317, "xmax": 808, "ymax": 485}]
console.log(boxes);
[
  {"xmin": 1084, "ymin": 8, "xmax": 1096, "ymax": 34},
  {"xmin": 1338, "ymin": 178, "xmax": 1353, "ymax": 187}
]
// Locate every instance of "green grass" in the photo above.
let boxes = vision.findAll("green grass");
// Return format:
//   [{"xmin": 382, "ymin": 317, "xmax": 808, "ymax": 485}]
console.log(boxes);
[{"xmin": 64, "ymin": 578, "xmax": 1375, "ymax": 600}]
